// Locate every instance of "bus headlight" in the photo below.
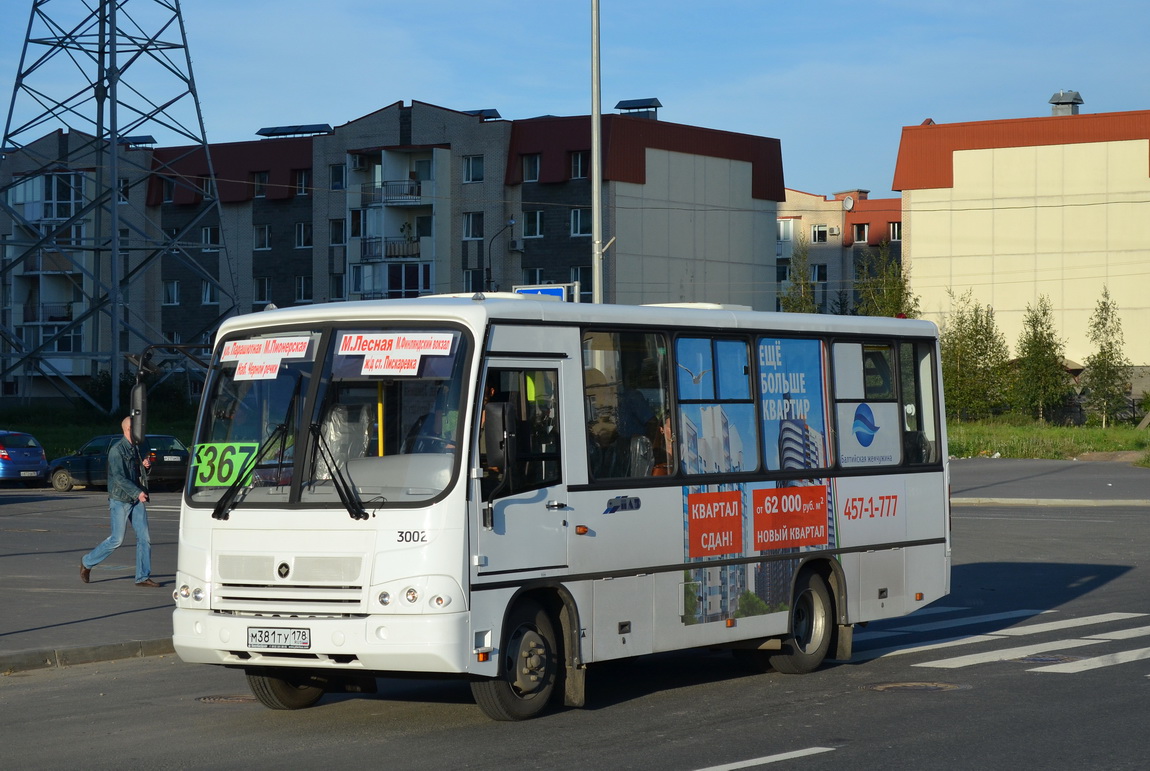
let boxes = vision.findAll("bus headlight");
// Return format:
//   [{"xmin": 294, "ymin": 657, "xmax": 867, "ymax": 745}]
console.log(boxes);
[
  {"xmin": 405, "ymin": 587, "xmax": 419, "ymax": 604},
  {"xmin": 378, "ymin": 591, "xmax": 391, "ymax": 606},
  {"xmin": 431, "ymin": 594, "xmax": 451, "ymax": 608}
]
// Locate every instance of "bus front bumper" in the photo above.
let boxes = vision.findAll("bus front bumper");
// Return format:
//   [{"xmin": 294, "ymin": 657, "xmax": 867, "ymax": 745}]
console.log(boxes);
[{"xmin": 172, "ymin": 607, "xmax": 476, "ymax": 674}]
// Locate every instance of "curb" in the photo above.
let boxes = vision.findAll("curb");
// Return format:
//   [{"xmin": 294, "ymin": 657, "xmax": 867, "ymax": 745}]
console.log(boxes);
[
  {"xmin": 1, "ymin": 637, "xmax": 174, "ymax": 675},
  {"xmin": 952, "ymin": 497, "xmax": 1150, "ymax": 508}
]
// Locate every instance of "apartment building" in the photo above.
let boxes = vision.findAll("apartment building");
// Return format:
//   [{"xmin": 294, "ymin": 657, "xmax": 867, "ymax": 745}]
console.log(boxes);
[
  {"xmin": 2, "ymin": 100, "xmax": 786, "ymax": 400},
  {"xmin": 775, "ymin": 188, "xmax": 902, "ymax": 312},
  {"xmin": 894, "ymin": 95, "xmax": 1150, "ymax": 365}
]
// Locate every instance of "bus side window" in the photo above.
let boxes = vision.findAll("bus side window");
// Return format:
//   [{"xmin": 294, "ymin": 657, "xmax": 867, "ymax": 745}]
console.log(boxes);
[{"xmin": 900, "ymin": 341, "xmax": 940, "ymax": 464}]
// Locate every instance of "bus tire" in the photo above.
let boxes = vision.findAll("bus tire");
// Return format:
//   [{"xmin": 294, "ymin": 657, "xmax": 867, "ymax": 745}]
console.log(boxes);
[
  {"xmin": 471, "ymin": 600, "xmax": 558, "ymax": 720},
  {"xmin": 770, "ymin": 571, "xmax": 833, "ymax": 675},
  {"xmin": 246, "ymin": 669, "xmax": 325, "ymax": 710}
]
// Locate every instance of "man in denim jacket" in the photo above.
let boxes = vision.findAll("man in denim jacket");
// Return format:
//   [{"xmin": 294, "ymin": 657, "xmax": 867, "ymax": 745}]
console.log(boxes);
[{"xmin": 79, "ymin": 417, "xmax": 161, "ymax": 587}]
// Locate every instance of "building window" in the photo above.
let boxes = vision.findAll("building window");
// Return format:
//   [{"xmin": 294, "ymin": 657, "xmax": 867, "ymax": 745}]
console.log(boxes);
[
  {"xmin": 350, "ymin": 264, "xmax": 365, "ymax": 293},
  {"xmin": 777, "ymin": 218, "xmax": 794, "ymax": 256},
  {"xmin": 853, "ymin": 223, "xmax": 869, "ymax": 243},
  {"xmin": 387, "ymin": 262, "xmax": 432, "ymax": 298},
  {"xmin": 523, "ymin": 154, "xmax": 540, "ymax": 182},
  {"xmin": 523, "ymin": 210, "xmax": 543, "ymax": 238},
  {"xmin": 42, "ymin": 324, "xmax": 82, "ymax": 353},
  {"xmin": 163, "ymin": 280, "xmax": 180, "ymax": 305},
  {"xmin": 464, "ymin": 155, "xmax": 484, "ymax": 183},
  {"xmin": 890, "ymin": 221, "xmax": 902, "ymax": 241},
  {"xmin": 330, "ymin": 273, "xmax": 346, "ymax": 300},
  {"xmin": 571, "ymin": 150, "xmax": 589, "ymax": 179},
  {"xmin": 117, "ymin": 177, "xmax": 130, "ymax": 203},
  {"xmin": 201, "ymin": 281, "xmax": 219, "ymax": 305},
  {"xmin": 812, "ymin": 264, "xmax": 828, "ymax": 311},
  {"xmin": 350, "ymin": 209, "xmax": 363, "ymax": 239},
  {"xmin": 253, "ymin": 224, "xmax": 271, "ymax": 250},
  {"xmin": 166, "ymin": 330, "xmax": 182, "ymax": 344},
  {"xmin": 295, "ymin": 274, "xmax": 313, "ymax": 303},
  {"xmin": 295, "ymin": 169, "xmax": 311, "ymax": 196},
  {"xmin": 162, "ymin": 177, "xmax": 174, "ymax": 203},
  {"xmin": 570, "ymin": 208, "xmax": 592, "ymax": 237},
  {"xmin": 201, "ymin": 226, "xmax": 220, "ymax": 251},
  {"xmin": 811, "ymin": 224, "xmax": 828, "ymax": 243},
  {"xmin": 464, "ymin": 268, "xmax": 484, "ymax": 293},
  {"xmin": 571, "ymin": 266, "xmax": 592, "ymax": 302},
  {"xmin": 252, "ymin": 171, "xmax": 268, "ymax": 198},
  {"xmin": 522, "ymin": 268, "xmax": 544, "ymax": 285},
  {"xmin": 254, "ymin": 277, "xmax": 271, "ymax": 304},
  {"xmin": 463, "ymin": 211, "xmax": 484, "ymax": 240},
  {"xmin": 330, "ymin": 218, "xmax": 346, "ymax": 246},
  {"xmin": 295, "ymin": 222, "xmax": 313, "ymax": 248},
  {"xmin": 330, "ymin": 163, "xmax": 346, "ymax": 191}
]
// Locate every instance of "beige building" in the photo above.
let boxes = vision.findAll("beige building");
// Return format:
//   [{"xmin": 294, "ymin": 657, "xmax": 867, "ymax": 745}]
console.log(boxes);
[{"xmin": 894, "ymin": 97, "xmax": 1150, "ymax": 365}]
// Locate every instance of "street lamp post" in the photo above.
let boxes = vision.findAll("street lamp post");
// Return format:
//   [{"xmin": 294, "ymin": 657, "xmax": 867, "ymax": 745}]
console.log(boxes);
[{"xmin": 485, "ymin": 218, "xmax": 515, "ymax": 291}]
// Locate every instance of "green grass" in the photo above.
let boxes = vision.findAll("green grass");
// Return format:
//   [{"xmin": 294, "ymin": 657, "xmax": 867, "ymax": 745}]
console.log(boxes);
[
  {"xmin": 0, "ymin": 406, "xmax": 195, "ymax": 461},
  {"xmin": 948, "ymin": 419, "xmax": 1150, "ymax": 465}
]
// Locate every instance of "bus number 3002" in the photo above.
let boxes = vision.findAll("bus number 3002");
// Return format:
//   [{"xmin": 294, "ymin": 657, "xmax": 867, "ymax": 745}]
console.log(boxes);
[{"xmin": 397, "ymin": 530, "xmax": 428, "ymax": 543}]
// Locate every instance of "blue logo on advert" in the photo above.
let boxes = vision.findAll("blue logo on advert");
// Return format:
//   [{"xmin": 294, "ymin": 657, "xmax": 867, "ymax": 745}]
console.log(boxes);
[{"xmin": 852, "ymin": 403, "xmax": 879, "ymax": 447}]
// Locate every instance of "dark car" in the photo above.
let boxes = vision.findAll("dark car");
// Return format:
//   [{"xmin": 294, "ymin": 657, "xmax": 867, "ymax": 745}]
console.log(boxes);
[
  {"xmin": 49, "ymin": 434, "xmax": 190, "ymax": 492},
  {"xmin": 0, "ymin": 430, "xmax": 49, "ymax": 486}
]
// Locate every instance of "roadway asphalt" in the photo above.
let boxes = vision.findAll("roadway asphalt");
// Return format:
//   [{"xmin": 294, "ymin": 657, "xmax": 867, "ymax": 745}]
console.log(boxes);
[{"xmin": 3, "ymin": 457, "xmax": 1149, "ymax": 675}]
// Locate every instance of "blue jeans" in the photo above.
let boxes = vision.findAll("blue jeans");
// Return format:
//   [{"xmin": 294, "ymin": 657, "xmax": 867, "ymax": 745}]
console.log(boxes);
[{"xmin": 82, "ymin": 498, "xmax": 151, "ymax": 583}]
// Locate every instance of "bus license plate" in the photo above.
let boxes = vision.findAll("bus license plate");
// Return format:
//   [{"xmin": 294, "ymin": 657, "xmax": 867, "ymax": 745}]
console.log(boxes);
[{"xmin": 247, "ymin": 627, "xmax": 311, "ymax": 649}]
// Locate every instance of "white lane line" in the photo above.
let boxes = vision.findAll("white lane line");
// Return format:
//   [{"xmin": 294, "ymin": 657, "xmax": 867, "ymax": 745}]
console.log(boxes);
[
  {"xmin": 1029, "ymin": 646, "xmax": 1150, "ymax": 673},
  {"xmin": 1085, "ymin": 624, "xmax": 1150, "ymax": 641},
  {"xmin": 695, "ymin": 747, "xmax": 836, "ymax": 770},
  {"xmin": 852, "ymin": 635, "xmax": 1003, "ymax": 662},
  {"xmin": 995, "ymin": 612, "xmax": 1147, "ymax": 636},
  {"xmin": 892, "ymin": 609, "xmax": 1050, "ymax": 633},
  {"xmin": 913, "ymin": 638, "xmax": 1106, "ymax": 669}
]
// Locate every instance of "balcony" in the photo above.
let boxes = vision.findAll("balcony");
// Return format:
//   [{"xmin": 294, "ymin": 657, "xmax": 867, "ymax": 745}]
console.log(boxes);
[
  {"xmin": 23, "ymin": 302, "xmax": 75, "ymax": 323},
  {"xmin": 360, "ymin": 237, "xmax": 421, "ymax": 263},
  {"xmin": 22, "ymin": 250, "xmax": 81, "ymax": 273},
  {"xmin": 358, "ymin": 180, "xmax": 423, "ymax": 207}
]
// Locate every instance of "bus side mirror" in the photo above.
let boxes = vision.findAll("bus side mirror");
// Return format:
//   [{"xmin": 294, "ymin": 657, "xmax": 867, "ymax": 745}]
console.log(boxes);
[{"xmin": 130, "ymin": 382, "xmax": 147, "ymax": 445}]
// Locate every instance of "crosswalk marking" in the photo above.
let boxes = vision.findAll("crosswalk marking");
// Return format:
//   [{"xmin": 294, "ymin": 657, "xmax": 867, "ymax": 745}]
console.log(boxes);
[
  {"xmin": 851, "ymin": 635, "xmax": 1002, "ymax": 662},
  {"xmin": 912, "ymin": 638, "xmax": 1107, "ymax": 669},
  {"xmin": 1084, "ymin": 624, "xmax": 1150, "ymax": 641},
  {"xmin": 994, "ymin": 612, "xmax": 1146, "ymax": 636},
  {"xmin": 891, "ymin": 609, "xmax": 1049, "ymax": 633},
  {"xmin": 1029, "ymin": 646, "xmax": 1150, "ymax": 673}
]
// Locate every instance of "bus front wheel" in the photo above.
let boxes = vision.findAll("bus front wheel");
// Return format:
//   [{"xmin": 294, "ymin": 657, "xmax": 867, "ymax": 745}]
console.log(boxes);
[
  {"xmin": 471, "ymin": 600, "xmax": 558, "ymax": 720},
  {"xmin": 770, "ymin": 571, "xmax": 833, "ymax": 675},
  {"xmin": 246, "ymin": 669, "xmax": 325, "ymax": 710}
]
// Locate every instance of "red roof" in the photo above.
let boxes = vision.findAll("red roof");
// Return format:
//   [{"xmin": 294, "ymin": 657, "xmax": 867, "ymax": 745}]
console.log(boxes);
[{"xmin": 893, "ymin": 110, "xmax": 1150, "ymax": 191}]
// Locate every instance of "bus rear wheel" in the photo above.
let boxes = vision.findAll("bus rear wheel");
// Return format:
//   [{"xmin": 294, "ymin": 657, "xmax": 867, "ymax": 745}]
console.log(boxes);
[
  {"xmin": 770, "ymin": 571, "xmax": 833, "ymax": 675},
  {"xmin": 246, "ymin": 669, "xmax": 325, "ymax": 710},
  {"xmin": 471, "ymin": 600, "xmax": 558, "ymax": 721}
]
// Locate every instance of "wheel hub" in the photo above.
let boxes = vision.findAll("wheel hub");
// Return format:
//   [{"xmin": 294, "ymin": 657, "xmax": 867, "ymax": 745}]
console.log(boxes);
[{"xmin": 510, "ymin": 629, "xmax": 547, "ymax": 695}]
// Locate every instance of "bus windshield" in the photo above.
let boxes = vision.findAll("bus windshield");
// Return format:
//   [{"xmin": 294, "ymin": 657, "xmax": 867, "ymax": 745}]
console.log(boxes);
[{"xmin": 189, "ymin": 326, "xmax": 470, "ymax": 509}]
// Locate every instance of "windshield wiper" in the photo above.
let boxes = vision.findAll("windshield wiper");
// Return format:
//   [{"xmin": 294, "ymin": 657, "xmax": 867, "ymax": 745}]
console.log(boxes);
[
  {"xmin": 211, "ymin": 423, "xmax": 289, "ymax": 521},
  {"xmin": 308, "ymin": 423, "xmax": 370, "ymax": 520}
]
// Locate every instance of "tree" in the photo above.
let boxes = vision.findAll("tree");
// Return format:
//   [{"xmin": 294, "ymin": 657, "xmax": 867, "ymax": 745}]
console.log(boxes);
[
  {"xmin": 940, "ymin": 289, "xmax": 1011, "ymax": 420},
  {"xmin": 1082, "ymin": 286, "xmax": 1131, "ymax": 428},
  {"xmin": 1013, "ymin": 295, "xmax": 1070, "ymax": 422},
  {"xmin": 779, "ymin": 234, "xmax": 818, "ymax": 314},
  {"xmin": 854, "ymin": 242, "xmax": 921, "ymax": 318}
]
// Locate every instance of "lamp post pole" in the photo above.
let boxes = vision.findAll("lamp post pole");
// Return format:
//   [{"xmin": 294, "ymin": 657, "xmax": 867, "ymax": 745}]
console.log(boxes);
[
  {"xmin": 485, "ymin": 218, "xmax": 515, "ymax": 291},
  {"xmin": 590, "ymin": 0, "xmax": 603, "ymax": 304}
]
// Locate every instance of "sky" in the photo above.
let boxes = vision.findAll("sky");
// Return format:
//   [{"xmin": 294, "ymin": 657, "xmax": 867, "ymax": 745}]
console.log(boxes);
[{"xmin": 1, "ymin": 0, "xmax": 1148, "ymax": 198}]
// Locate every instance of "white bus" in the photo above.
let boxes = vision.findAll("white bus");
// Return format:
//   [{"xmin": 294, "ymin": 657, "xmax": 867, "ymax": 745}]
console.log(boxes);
[{"xmin": 171, "ymin": 294, "xmax": 950, "ymax": 720}]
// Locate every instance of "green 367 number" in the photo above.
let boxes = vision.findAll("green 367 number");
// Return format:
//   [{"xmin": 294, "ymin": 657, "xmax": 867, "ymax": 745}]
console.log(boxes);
[{"xmin": 194, "ymin": 443, "xmax": 259, "ymax": 487}]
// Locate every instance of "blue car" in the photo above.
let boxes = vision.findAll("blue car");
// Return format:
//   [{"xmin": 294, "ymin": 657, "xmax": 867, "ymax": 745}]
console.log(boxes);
[
  {"xmin": 49, "ymin": 433, "xmax": 190, "ymax": 492},
  {"xmin": 0, "ymin": 430, "xmax": 49, "ymax": 486}
]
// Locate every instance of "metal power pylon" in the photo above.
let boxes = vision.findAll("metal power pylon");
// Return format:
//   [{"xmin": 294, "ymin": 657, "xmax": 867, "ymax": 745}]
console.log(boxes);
[{"xmin": 0, "ymin": 0, "xmax": 232, "ymax": 410}]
